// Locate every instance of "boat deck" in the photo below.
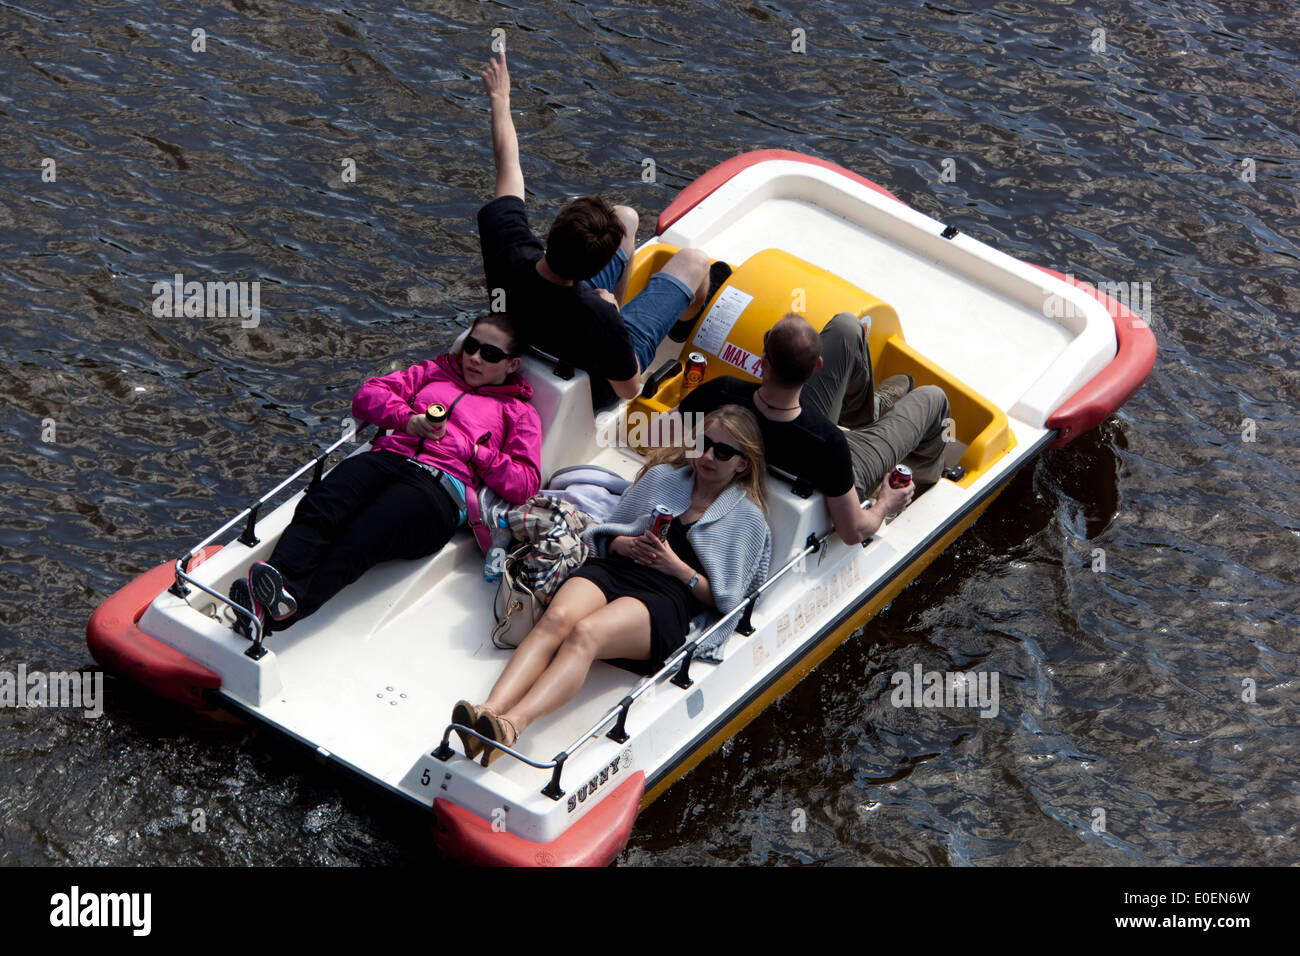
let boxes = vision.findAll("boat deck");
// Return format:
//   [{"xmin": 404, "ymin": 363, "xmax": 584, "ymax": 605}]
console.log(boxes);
[
  {"xmin": 142, "ymin": 409, "xmax": 1052, "ymax": 840},
  {"xmin": 131, "ymin": 155, "xmax": 1120, "ymax": 844},
  {"xmin": 221, "ymin": 443, "xmax": 655, "ymax": 799}
]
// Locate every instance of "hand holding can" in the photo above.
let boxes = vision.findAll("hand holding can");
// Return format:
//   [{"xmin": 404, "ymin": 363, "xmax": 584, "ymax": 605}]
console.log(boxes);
[
  {"xmin": 888, "ymin": 464, "xmax": 912, "ymax": 489},
  {"xmin": 424, "ymin": 403, "xmax": 448, "ymax": 440},
  {"xmin": 648, "ymin": 505, "xmax": 673, "ymax": 540},
  {"xmin": 881, "ymin": 465, "xmax": 914, "ymax": 523}
]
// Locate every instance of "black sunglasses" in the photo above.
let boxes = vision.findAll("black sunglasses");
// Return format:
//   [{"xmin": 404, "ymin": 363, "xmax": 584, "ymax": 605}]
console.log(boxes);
[
  {"xmin": 463, "ymin": 334, "xmax": 516, "ymax": 363},
  {"xmin": 703, "ymin": 435, "xmax": 745, "ymax": 462}
]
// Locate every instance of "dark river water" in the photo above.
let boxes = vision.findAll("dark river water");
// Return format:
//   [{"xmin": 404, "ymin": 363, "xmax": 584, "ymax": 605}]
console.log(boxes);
[{"xmin": 1, "ymin": 0, "xmax": 1296, "ymax": 866}]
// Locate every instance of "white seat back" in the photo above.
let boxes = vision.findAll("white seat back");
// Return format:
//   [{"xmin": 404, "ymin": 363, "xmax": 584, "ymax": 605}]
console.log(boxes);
[
  {"xmin": 517, "ymin": 353, "xmax": 602, "ymax": 484},
  {"xmin": 762, "ymin": 475, "xmax": 825, "ymax": 569}
]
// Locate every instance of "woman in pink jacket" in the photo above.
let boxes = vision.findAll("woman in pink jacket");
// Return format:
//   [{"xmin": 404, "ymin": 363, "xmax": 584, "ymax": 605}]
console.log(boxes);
[{"xmin": 230, "ymin": 314, "xmax": 542, "ymax": 634}]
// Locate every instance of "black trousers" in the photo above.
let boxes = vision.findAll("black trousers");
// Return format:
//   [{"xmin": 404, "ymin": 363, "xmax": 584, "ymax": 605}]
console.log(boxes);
[{"xmin": 267, "ymin": 450, "xmax": 459, "ymax": 627}]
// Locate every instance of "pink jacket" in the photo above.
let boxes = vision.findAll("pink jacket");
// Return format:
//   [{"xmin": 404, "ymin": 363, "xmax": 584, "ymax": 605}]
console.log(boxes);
[{"xmin": 353, "ymin": 353, "xmax": 542, "ymax": 551}]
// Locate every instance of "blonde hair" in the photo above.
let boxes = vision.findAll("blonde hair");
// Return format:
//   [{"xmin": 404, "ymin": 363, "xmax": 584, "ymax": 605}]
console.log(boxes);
[{"xmin": 638, "ymin": 404, "xmax": 768, "ymax": 513}]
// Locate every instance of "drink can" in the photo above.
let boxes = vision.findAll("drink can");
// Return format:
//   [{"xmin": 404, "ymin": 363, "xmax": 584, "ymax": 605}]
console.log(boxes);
[
  {"xmin": 888, "ymin": 464, "xmax": 913, "ymax": 489},
  {"xmin": 684, "ymin": 353, "xmax": 707, "ymax": 391},
  {"xmin": 649, "ymin": 505, "xmax": 673, "ymax": 540},
  {"xmin": 425, "ymin": 403, "xmax": 448, "ymax": 425}
]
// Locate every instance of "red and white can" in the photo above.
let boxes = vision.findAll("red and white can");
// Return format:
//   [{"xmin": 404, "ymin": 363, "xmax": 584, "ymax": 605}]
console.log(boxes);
[
  {"xmin": 888, "ymin": 464, "xmax": 913, "ymax": 489},
  {"xmin": 648, "ymin": 505, "xmax": 673, "ymax": 540},
  {"xmin": 684, "ymin": 353, "xmax": 707, "ymax": 391}
]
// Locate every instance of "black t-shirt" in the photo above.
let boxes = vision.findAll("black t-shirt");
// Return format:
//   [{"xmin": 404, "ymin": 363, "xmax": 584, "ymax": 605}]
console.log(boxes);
[
  {"xmin": 678, "ymin": 376, "xmax": 855, "ymax": 498},
  {"xmin": 665, "ymin": 517, "xmax": 705, "ymax": 577},
  {"xmin": 477, "ymin": 196, "xmax": 638, "ymax": 409}
]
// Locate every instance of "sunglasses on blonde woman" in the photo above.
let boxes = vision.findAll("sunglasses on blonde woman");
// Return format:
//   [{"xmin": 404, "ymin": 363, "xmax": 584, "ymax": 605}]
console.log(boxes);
[{"xmin": 703, "ymin": 435, "xmax": 745, "ymax": 462}]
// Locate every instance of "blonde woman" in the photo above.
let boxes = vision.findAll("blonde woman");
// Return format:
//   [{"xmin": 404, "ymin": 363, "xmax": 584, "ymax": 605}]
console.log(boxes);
[{"xmin": 455, "ymin": 405, "xmax": 772, "ymax": 764}]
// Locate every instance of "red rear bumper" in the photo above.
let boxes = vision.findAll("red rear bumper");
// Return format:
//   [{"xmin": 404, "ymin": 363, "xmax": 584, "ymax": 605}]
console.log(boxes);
[
  {"xmin": 86, "ymin": 548, "xmax": 224, "ymax": 710},
  {"xmin": 1033, "ymin": 266, "xmax": 1157, "ymax": 447},
  {"xmin": 434, "ymin": 771, "xmax": 645, "ymax": 867}
]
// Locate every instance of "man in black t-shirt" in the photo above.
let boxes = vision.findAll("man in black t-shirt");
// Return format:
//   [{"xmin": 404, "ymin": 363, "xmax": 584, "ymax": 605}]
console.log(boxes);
[
  {"xmin": 477, "ymin": 50, "xmax": 712, "ymax": 409},
  {"xmin": 678, "ymin": 313, "xmax": 950, "ymax": 545}
]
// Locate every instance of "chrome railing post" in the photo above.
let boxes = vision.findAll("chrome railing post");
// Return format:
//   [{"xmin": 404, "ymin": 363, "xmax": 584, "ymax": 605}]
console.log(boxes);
[
  {"xmin": 432, "ymin": 727, "xmax": 457, "ymax": 762},
  {"xmin": 670, "ymin": 646, "xmax": 695, "ymax": 689},
  {"xmin": 606, "ymin": 695, "xmax": 634, "ymax": 744},
  {"xmin": 542, "ymin": 753, "xmax": 567, "ymax": 800},
  {"xmin": 244, "ymin": 619, "xmax": 268, "ymax": 660},
  {"xmin": 237, "ymin": 502, "xmax": 262, "ymax": 547},
  {"xmin": 168, "ymin": 556, "xmax": 191, "ymax": 598},
  {"xmin": 734, "ymin": 596, "xmax": 757, "ymax": 636}
]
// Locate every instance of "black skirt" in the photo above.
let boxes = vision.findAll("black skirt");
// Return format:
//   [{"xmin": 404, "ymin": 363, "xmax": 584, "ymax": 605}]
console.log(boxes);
[
  {"xmin": 570, "ymin": 557, "xmax": 696, "ymax": 665},
  {"xmin": 570, "ymin": 518, "xmax": 705, "ymax": 666}
]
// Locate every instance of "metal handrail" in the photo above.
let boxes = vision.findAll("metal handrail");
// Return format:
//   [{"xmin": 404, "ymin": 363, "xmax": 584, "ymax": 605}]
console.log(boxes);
[
  {"xmin": 523, "ymin": 465, "xmax": 1003, "ymax": 795},
  {"xmin": 174, "ymin": 565, "xmax": 267, "ymax": 652},
  {"xmin": 434, "ymin": 498, "xmax": 881, "ymax": 799},
  {"xmin": 431, "ymin": 593, "xmax": 758, "ymax": 797},
  {"xmin": 432, "ymin": 724, "xmax": 560, "ymax": 773},
  {"xmin": 540, "ymin": 526, "xmax": 835, "ymax": 782},
  {"xmin": 185, "ymin": 428, "xmax": 367, "ymax": 562},
  {"xmin": 166, "ymin": 426, "xmax": 376, "ymax": 659}
]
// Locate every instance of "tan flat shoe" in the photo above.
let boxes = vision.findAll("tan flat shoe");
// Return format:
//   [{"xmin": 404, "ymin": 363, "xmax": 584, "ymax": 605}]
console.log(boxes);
[
  {"xmin": 477, "ymin": 711, "xmax": 519, "ymax": 768},
  {"xmin": 451, "ymin": 700, "xmax": 487, "ymax": 760}
]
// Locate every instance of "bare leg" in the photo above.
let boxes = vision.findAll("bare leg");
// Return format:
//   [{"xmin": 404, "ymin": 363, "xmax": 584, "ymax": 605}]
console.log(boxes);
[
  {"xmin": 503, "ymin": 597, "xmax": 653, "ymax": 736},
  {"xmin": 482, "ymin": 577, "xmax": 607, "ymax": 716},
  {"xmin": 611, "ymin": 205, "xmax": 639, "ymax": 304},
  {"xmin": 659, "ymin": 247, "xmax": 711, "ymax": 323}
]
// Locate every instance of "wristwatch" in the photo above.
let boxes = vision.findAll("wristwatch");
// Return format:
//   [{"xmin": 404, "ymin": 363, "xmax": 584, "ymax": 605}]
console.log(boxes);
[{"xmin": 686, "ymin": 572, "xmax": 700, "ymax": 590}]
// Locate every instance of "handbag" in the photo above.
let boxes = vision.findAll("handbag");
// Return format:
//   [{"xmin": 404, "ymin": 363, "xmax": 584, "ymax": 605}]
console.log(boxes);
[
  {"xmin": 489, "ymin": 497, "xmax": 595, "ymax": 649},
  {"xmin": 490, "ymin": 545, "xmax": 543, "ymax": 649}
]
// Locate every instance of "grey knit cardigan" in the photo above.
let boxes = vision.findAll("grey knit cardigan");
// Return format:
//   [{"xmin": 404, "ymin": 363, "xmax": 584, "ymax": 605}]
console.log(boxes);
[{"xmin": 581, "ymin": 463, "xmax": 772, "ymax": 660}]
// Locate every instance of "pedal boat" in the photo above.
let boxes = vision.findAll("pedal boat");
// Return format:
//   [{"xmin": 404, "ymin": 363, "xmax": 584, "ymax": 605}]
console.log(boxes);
[{"xmin": 87, "ymin": 150, "xmax": 1155, "ymax": 866}]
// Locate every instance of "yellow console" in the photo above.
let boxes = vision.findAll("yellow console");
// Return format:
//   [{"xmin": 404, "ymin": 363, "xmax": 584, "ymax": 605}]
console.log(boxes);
[{"xmin": 621, "ymin": 245, "xmax": 1013, "ymax": 486}]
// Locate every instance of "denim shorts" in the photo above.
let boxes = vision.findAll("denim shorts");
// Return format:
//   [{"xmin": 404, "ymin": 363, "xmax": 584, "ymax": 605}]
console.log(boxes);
[
  {"xmin": 580, "ymin": 247, "xmax": 629, "ymax": 296},
  {"xmin": 581, "ymin": 247, "xmax": 694, "ymax": 371}
]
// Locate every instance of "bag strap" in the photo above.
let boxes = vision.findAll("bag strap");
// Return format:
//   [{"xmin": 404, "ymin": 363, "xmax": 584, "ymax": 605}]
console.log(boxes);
[
  {"xmin": 490, "ymin": 597, "xmax": 527, "ymax": 649},
  {"xmin": 491, "ymin": 545, "xmax": 536, "ymax": 649}
]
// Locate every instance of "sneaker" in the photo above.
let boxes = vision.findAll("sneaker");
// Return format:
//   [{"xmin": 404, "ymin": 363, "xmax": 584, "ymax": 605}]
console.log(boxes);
[
  {"xmin": 228, "ymin": 577, "xmax": 266, "ymax": 641},
  {"xmin": 248, "ymin": 561, "xmax": 298, "ymax": 621},
  {"xmin": 874, "ymin": 374, "xmax": 915, "ymax": 420},
  {"xmin": 669, "ymin": 260, "xmax": 733, "ymax": 342}
]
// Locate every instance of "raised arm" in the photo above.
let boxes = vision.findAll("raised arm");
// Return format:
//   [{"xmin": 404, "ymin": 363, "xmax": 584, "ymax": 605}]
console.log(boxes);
[{"xmin": 481, "ymin": 50, "xmax": 524, "ymax": 200}]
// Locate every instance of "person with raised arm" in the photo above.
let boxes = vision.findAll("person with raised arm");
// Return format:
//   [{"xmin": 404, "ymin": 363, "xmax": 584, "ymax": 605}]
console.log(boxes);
[{"xmin": 476, "ymin": 47, "xmax": 724, "ymax": 409}]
